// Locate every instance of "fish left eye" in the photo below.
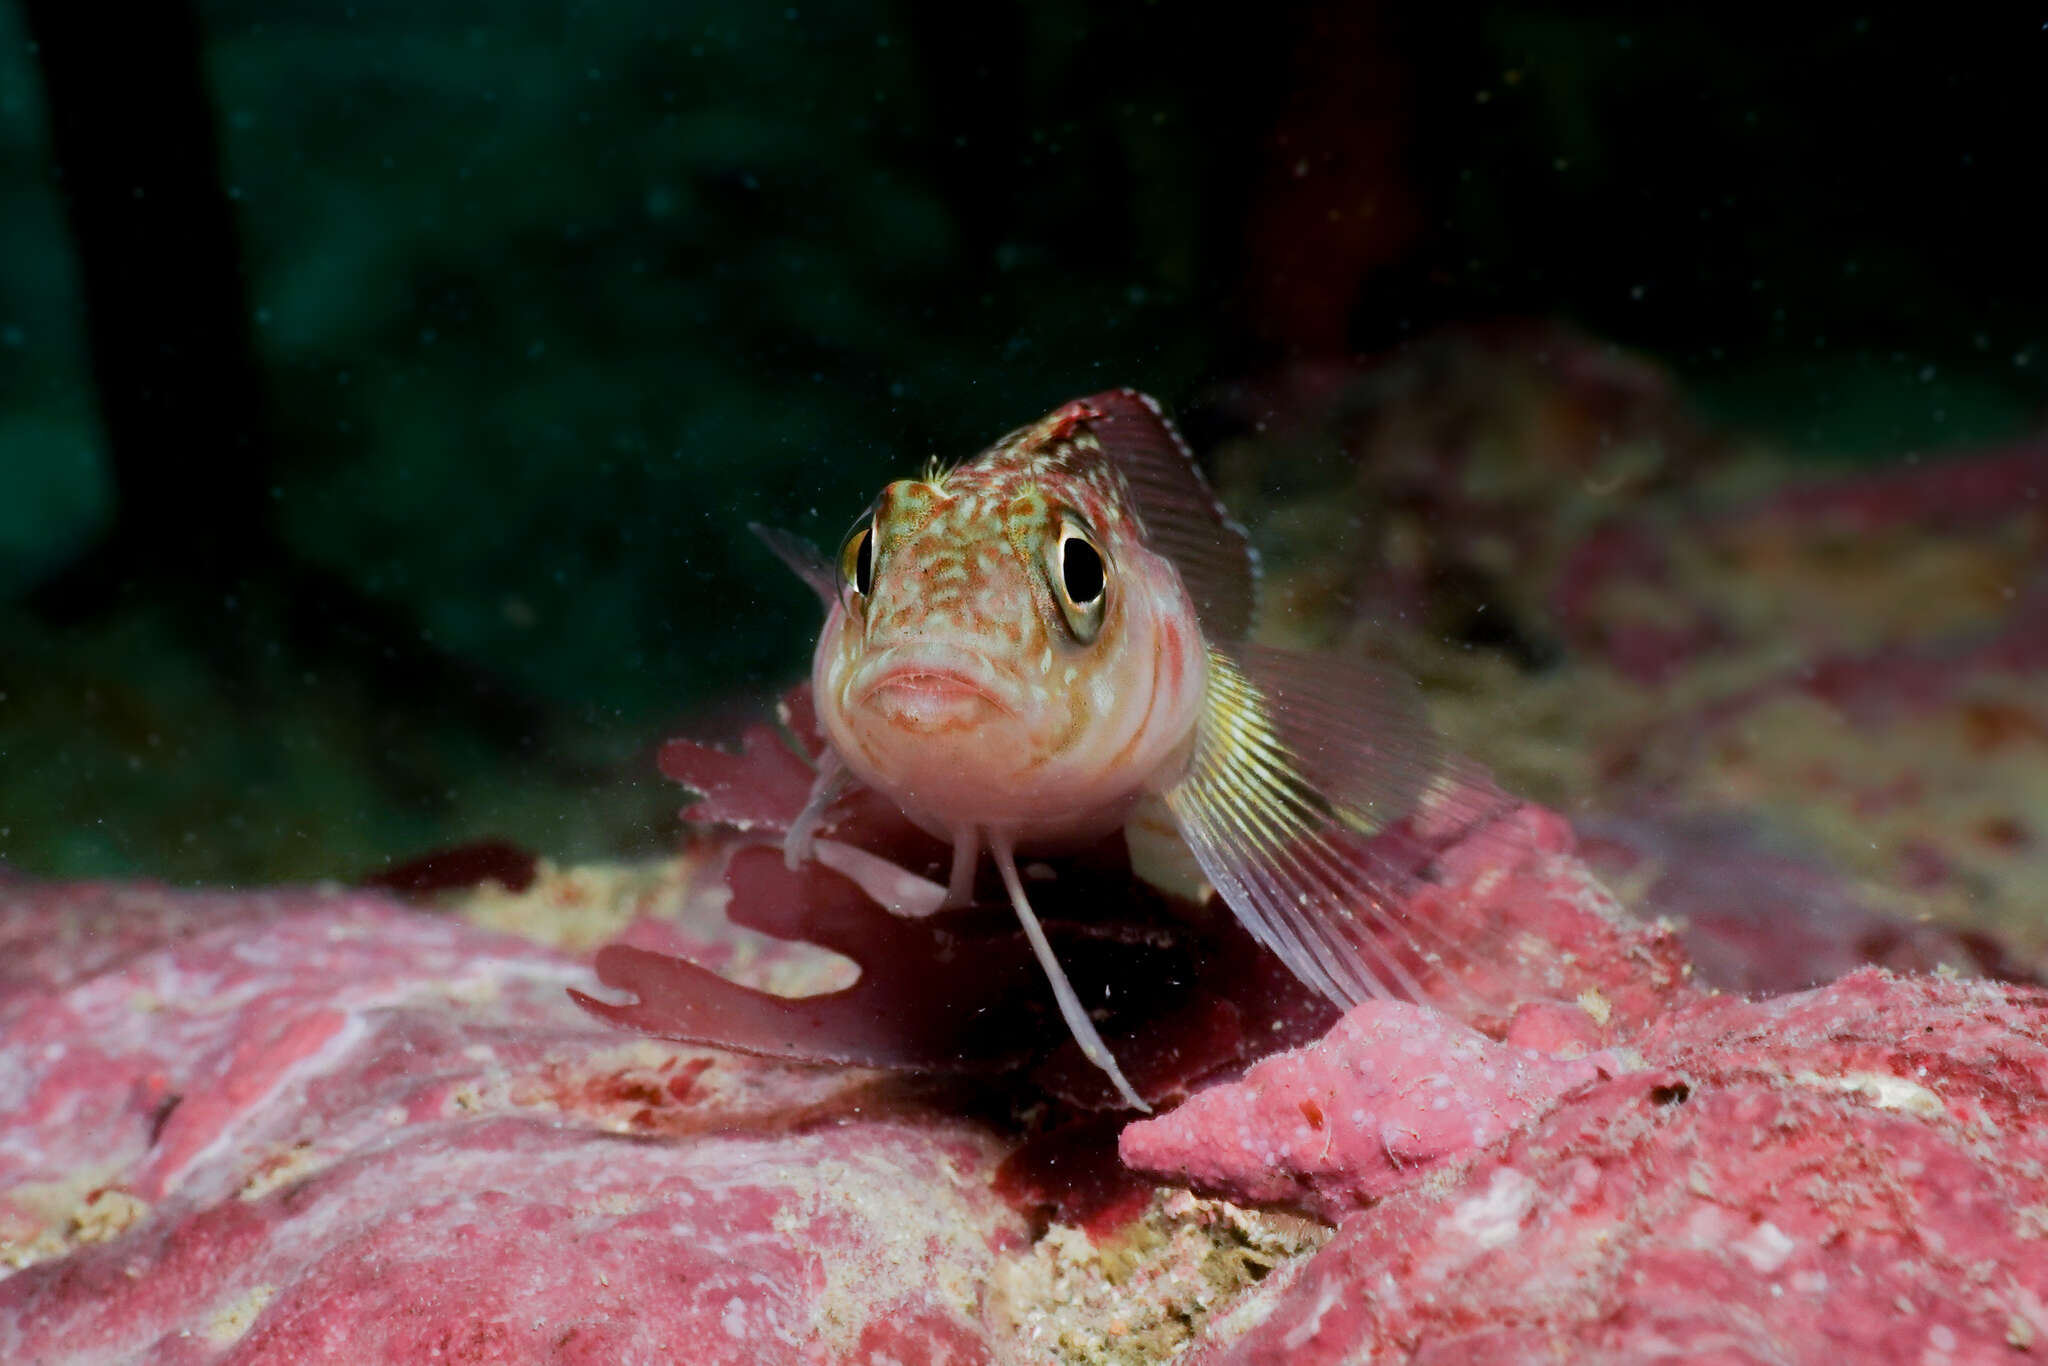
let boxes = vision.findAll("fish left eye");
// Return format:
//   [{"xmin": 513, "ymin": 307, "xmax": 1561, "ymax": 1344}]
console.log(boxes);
[{"xmin": 1050, "ymin": 519, "xmax": 1107, "ymax": 643}]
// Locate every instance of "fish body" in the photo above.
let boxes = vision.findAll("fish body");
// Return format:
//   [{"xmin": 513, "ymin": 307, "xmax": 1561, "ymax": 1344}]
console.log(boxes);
[{"xmin": 768, "ymin": 390, "xmax": 1507, "ymax": 1109}]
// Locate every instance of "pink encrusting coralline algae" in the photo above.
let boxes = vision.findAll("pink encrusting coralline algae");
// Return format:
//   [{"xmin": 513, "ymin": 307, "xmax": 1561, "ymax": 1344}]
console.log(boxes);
[
  {"xmin": 1128, "ymin": 970, "xmax": 2048, "ymax": 1364},
  {"xmin": 0, "ymin": 875, "xmax": 1023, "ymax": 1363},
  {"xmin": 6, "ymin": 744, "xmax": 2048, "ymax": 1360}
]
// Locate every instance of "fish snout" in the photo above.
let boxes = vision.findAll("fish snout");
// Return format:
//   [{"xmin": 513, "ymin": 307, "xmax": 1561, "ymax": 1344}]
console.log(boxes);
[{"xmin": 850, "ymin": 643, "xmax": 1022, "ymax": 735}]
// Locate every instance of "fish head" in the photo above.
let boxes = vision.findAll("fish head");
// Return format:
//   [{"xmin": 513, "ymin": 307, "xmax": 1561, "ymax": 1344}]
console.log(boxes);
[{"xmin": 813, "ymin": 400, "xmax": 1210, "ymax": 840}]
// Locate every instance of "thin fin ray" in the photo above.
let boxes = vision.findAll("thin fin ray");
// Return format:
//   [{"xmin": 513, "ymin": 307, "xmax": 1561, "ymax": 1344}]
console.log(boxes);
[
  {"xmin": 1235, "ymin": 642, "xmax": 1434, "ymax": 831},
  {"xmin": 1173, "ymin": 751, "xmax": 1384, "ymax": 1003},
  {"xmin": 1164, "ymin": 644, "xmax": 1517, "ymax": 1012},
  {"xmin": 1283, "ymin": 826, "xmax": 1434, "ymax": 1000},
  {"xmin": 1171, "ymin": 777, "xmax": 1339, "ymax": 996},
  {"xmin": 1177, "ymin": 811, "xmax": 1351, "ymax": 1005},
  {"xmin": 1265, "ymin": 821, "xmax": 1432, "ymax": 1002},
  {"xmin": 1226, "ymin": 813, "xmax": 1427, "ymax": 1006},
  {"xmin": 1208, "ymin": 775, "xmax": 1390, "ymax": 998},
  {"xmin": 1075, "ymin": 390, "xmax": 1259, "ymax": 640}
]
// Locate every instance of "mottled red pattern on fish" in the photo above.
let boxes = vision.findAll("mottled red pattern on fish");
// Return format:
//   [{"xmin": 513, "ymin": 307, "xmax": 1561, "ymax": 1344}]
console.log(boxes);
[{"xmin": 811, "ymin": 396, "xmax": 1208, "ymax": 847}]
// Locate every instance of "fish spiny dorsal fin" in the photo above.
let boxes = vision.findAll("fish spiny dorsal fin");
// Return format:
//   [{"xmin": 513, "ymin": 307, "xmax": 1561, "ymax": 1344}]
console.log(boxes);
[
  {"xmin": 1160, "ymin": 641, "xmax": 1522, "ymax": 1014},
  {"xmin": 1070, "ymin": 390, "xmax": 1259, "ymax": 641}
]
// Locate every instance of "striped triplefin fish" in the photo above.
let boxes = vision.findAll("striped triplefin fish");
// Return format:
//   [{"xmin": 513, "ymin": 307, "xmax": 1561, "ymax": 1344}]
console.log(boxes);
[{"xmin": 757, "ymin": 390, "xmax": 1513, "ymax": 1109}]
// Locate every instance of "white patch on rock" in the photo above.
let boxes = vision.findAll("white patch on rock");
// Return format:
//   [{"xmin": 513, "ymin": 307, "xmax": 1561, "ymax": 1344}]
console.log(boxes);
[
  {"xmin": 1449, "ymin": 1168, "xmax": 1535, "ymax": 1249},
  {"xmin": 1731, "ymin": 1220, "xmax": 1795, "ymax": 1274},
  {"xmin": 1794, "ymin": 1069, "xmax": 1945, "ymax": 1118}
]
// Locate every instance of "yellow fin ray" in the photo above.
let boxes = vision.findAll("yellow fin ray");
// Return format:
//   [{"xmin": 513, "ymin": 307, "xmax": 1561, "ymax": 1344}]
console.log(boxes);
[{"xmin": 1163, "ymin": 645, "xmax": 1518, "ymax": 1011}]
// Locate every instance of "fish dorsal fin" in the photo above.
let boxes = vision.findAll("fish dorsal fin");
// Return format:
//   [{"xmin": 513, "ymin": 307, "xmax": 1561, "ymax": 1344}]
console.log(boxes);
[
  {"xmin": 750, "ymin": 521, "xmax": 837, "ymax": 612},
  {"xmin": 1076, "ymin": 390, "xmax": 1258, "ymax": 641},
  {"xmin": 1160, "ymin": 642, "xmax": 1520, "ymax": 1011}
]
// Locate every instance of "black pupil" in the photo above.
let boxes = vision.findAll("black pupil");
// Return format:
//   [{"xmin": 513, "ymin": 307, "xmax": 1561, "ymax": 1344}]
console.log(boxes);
[
  {"xmin": 1062, "ymin": 536, "xmax": 1104, "ymax": 604},
  {"xmin": 854, "ymin": 528, "xmax": 874, "ymax": 596}
]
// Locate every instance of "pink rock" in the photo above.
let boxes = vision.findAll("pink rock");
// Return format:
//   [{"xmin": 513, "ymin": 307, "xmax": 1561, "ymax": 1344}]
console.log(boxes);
[
  {"xmin": 1119, "ymin": 1001, "xmax": 1614, "ymax": 1222},
  {"xmin": 12, "ymin": 753, "xmax": 2043, "ymax": 1362},
  {"xmin": 0, "ymin": 877, "xmax": 1021, "ymax": 1363},
  {"xmin": 1396, "ymin": 804, "xmax": 1697, "ymax": 1036},
  {"xmin": 1152, "ymin": 968, "xmax": 2048, "ymax": 1363}
]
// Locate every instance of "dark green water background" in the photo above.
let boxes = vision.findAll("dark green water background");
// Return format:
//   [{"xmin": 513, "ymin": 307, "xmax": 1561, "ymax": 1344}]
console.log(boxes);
[{"xmin": 1, "ymin": 4, "xmax": 2040, "ymax": 881}]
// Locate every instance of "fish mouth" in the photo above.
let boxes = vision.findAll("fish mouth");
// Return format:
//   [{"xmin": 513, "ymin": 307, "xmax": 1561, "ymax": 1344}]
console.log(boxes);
[{"xmin": 854, "ymin": 646, "xmax": 1020, "ymax": 727}]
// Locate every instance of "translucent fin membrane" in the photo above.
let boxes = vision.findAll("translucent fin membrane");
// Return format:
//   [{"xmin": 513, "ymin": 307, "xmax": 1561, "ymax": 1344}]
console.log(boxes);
[
  {"xmin": 1080, "ymin": 390, "xmax": 1259, "ymax": 641},
  {"xmin": 1164, "ymin": 645, "xmax": 1521, "ymax": 1013},
  {"xmin": 750, "ymin": 521, "xmax": 838, "ymax": 611}
]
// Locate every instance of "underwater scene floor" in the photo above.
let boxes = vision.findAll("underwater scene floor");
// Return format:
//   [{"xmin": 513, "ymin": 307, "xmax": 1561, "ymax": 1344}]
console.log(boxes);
[{"xmin": 5, "ymin": 334, "xmax": 2046, "ymax": 1363}]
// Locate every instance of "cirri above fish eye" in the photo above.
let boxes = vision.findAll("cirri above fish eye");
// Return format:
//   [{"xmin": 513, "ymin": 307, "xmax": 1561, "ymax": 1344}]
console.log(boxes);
[
  {"xmin": 751, "ymin": 389, "xmax": 1520, "ymax": 1113},
  {"xmin": 1049, "ymin": 513, "xmax": 1106, "ymax": 644}
]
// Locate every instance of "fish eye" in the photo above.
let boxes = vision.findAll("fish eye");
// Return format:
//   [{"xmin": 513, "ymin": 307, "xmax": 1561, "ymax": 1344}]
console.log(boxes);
[
  {"xmin": 840, "ymin": 521, "xmax": 875, "ymax": 601},
  {"xmin": 1062, "ymin": 536, "xmax": 1103, "ymax": 604},
  {"xmin": 1050, "ymin": 517, "xmax": 1107, "ymax": 644}
]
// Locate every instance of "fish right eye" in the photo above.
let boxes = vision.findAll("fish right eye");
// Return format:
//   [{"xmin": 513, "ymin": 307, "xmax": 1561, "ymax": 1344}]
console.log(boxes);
[{"xmin": 840, "ymin": 523, "xmax": 875, "ymax": 599}]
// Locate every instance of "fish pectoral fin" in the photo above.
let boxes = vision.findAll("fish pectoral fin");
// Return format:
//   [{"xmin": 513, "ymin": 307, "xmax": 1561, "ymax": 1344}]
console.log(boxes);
[
  {"xmin": 991, "ymin": 834, "xmax": 1149, "ymax": 1112},
  {"xmin": 1161, "ymin": 644, "xmax": 1522, "ymax": 1012},
  {"xmin": 750, "ymin": 521, "xmax": 838, "ymax": 612}
]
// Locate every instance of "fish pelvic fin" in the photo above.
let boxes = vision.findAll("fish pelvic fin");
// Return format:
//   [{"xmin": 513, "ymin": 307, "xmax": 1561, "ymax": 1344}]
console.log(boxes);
[{"xmin": 990, "ymin": 832, "xmax": 1149, "ymax": 1112}]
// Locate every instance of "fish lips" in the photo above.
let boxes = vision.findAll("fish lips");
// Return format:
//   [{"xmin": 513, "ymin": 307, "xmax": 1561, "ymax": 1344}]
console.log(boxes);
[{"xmin": 852, "ymin": 645, "xmax": 1022, "ymax": 734}]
